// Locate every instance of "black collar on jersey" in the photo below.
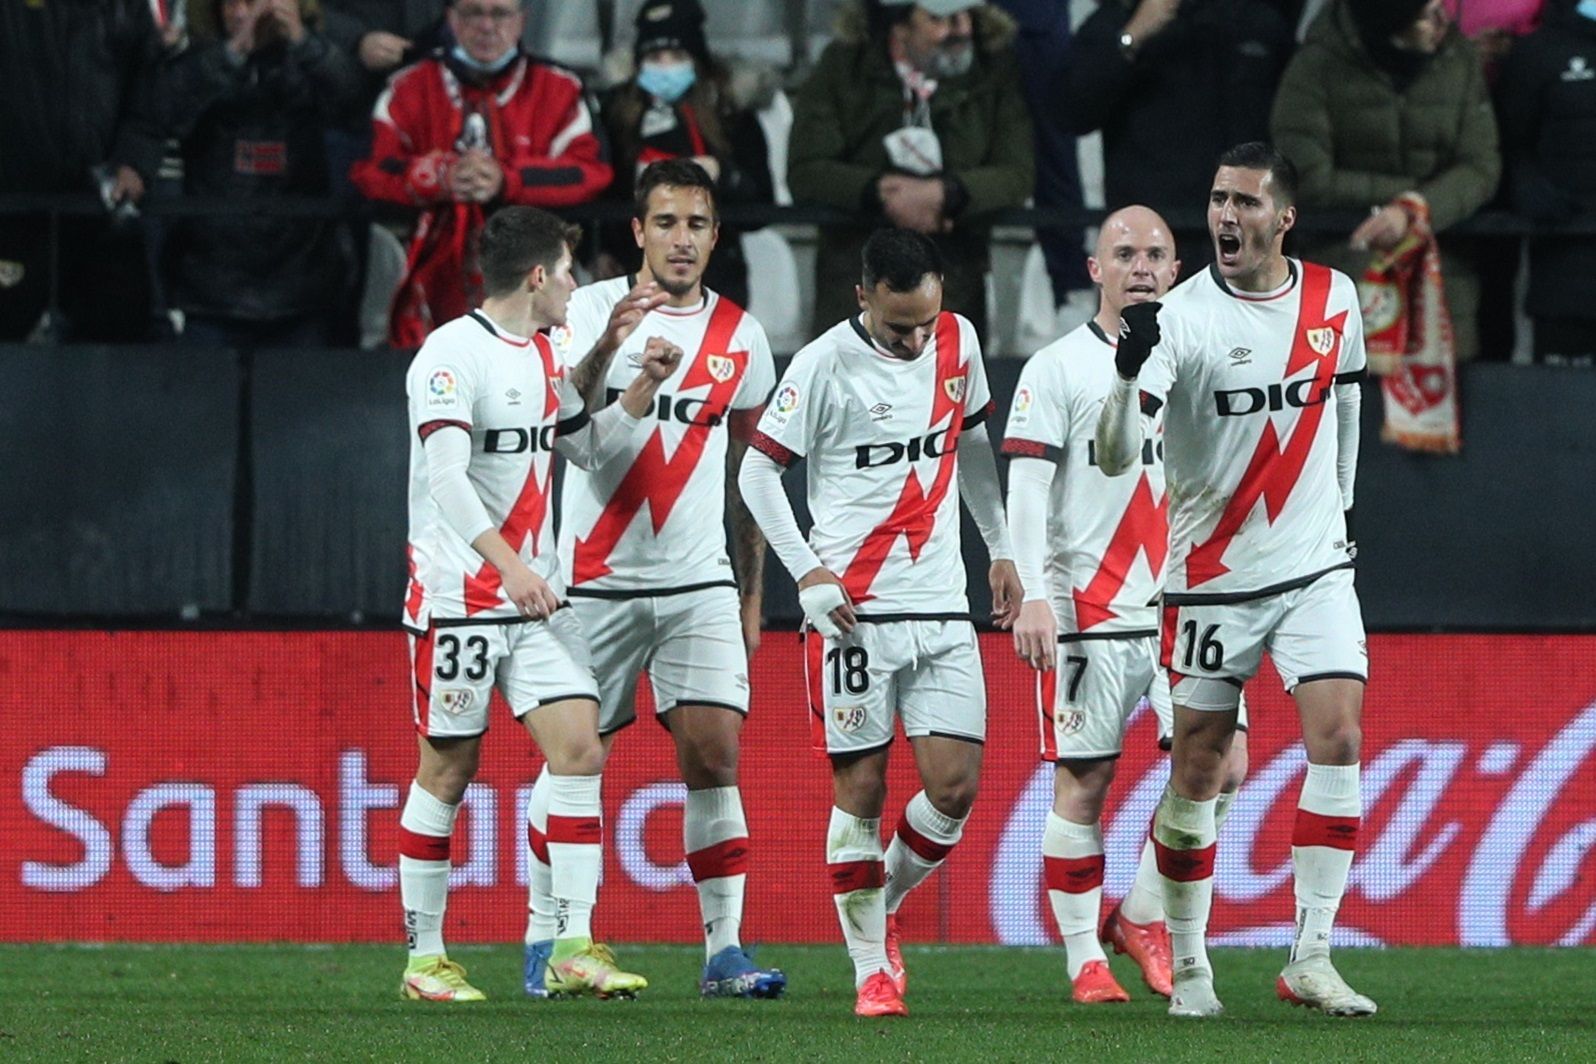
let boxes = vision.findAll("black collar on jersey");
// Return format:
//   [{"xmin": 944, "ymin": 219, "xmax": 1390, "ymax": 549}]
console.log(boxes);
[
  {"xmin": 1207, "ymin": 257, "xmax": 1298, "ymax": 299},
  {"xmin": 1087, "ymin": 320, "xmax": 1116, "ymax": 347},
  {"xmin": 468, "ymin": 310, "xmax": 502, "ymax": 338}
]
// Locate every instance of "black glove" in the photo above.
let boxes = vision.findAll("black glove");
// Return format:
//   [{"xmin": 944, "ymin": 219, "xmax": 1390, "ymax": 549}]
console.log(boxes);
[{"xmin": 1115, "ymin": 301, "xmax": 1162, "ymax": 379}]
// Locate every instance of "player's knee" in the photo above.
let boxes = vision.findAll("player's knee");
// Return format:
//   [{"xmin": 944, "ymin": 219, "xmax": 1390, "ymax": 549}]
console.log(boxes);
[
  {"xmin": 925, "ymin": 776, "xmax": 978, "ymax": 820},
  {"xmin": 416, "ymin": 763, "xmax": 473, "ymax": 804},
  {"xmin": 1309, "ymin": 718, "xmax": 1361, "ymax": 765},
  {"xmin": 554, "ymin": 737, "xmax": 606, "ymax": 776},
  {"xmin": 680, "ymin": 741, "xmax": 739, "ymax": 789}
]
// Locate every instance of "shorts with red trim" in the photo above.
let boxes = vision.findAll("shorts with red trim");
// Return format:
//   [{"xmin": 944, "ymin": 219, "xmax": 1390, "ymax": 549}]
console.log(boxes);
[
  {"xmin": 804, "ymin": 617, "xmax": 985, "ymax": 757},
  {"xmin": 1159, "ymin": 567, "xmax": 1367, "ymax": 712},
  {"xmin": 571, "ymin": 584, "xmax": 750, "ymax": 736},
  {"xmin": 1036, "ymin": 633, "xmax": 1157, "ymax": 761},
  {"xmin": 407, "ymin": 608, "xmax": 599, "ymax": 738}
]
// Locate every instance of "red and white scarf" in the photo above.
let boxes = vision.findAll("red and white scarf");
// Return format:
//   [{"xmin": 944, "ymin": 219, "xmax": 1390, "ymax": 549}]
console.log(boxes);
[{"xmin": 1358, "ymin": 193, "xmax": 1462, "ymax": 454}]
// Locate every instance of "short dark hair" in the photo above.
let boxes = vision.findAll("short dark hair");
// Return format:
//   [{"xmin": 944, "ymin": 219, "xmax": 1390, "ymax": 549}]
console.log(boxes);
[
  {"xmin": 1216, "ymin": 142, "xmax": 1299, "ymax": 207},
  {"xmin": 479, "ymin": 207, "xmax": 580, "ymax": 298},
  {"xmin": 633, "ymin": 158, "xmax": 719, "ymax": 222},
  {"xmin": 861, "ymin": 228, "xmax": 943, "ymax": 292}
]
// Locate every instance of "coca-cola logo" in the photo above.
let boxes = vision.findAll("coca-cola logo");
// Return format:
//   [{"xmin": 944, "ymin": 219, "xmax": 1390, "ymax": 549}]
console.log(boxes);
[{"xmin": 992, "ymin": 699, "xmax": 1596, "ymax": 948}]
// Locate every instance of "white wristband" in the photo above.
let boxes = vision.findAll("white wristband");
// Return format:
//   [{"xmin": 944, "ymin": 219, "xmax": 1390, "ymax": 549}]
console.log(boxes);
[{"xmin": 798, "ymin": 583, "xmax": 847, "ymax": 639}]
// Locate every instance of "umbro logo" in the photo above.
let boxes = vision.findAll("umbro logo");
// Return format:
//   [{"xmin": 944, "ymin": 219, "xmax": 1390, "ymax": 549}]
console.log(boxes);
[
  {"xmin": 506, "ymin": 388, "xmax": 522, "ymax": 404},
  {"xmin": 1228, "ymin": 347, "xmax": 1253, "ymax": 365},
  {"xmin": 626, "ymin": 352, "xmax": 644, "ymax": 368},
  {"xmin": 869, "ymin": 402, "xmax": 893, "ymax": 421}
]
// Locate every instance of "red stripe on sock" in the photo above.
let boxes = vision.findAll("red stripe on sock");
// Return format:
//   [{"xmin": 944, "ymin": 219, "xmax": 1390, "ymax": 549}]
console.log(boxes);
[
  {"xmin": 1293, "ymin": 810, "xmax": 1360, "ymax": 851},
  {"xmin": 687, "ymin": 836, "xmax": 750, "ymax": 881},
  {"xmin": 828, "ymin": 859, "xmax": 885, "ymax": 893},
  {"xmin": 526, "ymin": 822, "xmax": 549, "ymax": 864},
  {"xmin": 546, "ymin": 815, "xmax": 602, "ymax": 845},
  {"xmin": 398, "ymin": 827, "xmax": 450, "ymax": 861},
  {"xmin": 1044, "ymin": 853, "xmax": 1105, "ymax": 894},
  {"xmin": 895, "ymin": 818, "xmax": 954, "ymax": 863},
  {"xmin": 1152, "ymin": 838, "xmax": 1215, "ymax": 882}
]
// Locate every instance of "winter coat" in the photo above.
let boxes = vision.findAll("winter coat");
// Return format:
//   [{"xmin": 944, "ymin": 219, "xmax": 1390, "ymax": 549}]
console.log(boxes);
[
  {"xmin": 349, "ymin": 52, "xmax": 612, "ymax": 347},
  {"xmin": 0, "ymin": 0, "xmax": 166, "ymax": 194},
  {"xmin": 161, "ymin": 33, "xmax": 364, "ymax": 321},
  {"xmin": 1066, "ymin": 0, "xmax": 1293, "ymax": 220},
  {"xmin": 788, "ymin": 1, "xmax": 1033, "ymax": 335},
  {"xmin": 1497, "ymin": 9, "xmax": 1596, "ymax": 321},
  {"xmin": 1271, "ymin": 1, "xmax": 1501, "ymax": 357}
]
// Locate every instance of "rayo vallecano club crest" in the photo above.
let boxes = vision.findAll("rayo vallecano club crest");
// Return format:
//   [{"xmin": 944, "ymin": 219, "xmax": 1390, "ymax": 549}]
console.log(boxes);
[
  {"xmin": 1306, "ymin": 326, "xmax": 1337, "ymax": 357},
  {"xmin": 707, "ymin": 354, "xmax": 737, "ymax": 383},
  {"xmin": 943, "ymin": 376, "xmax": 966, "ymax": 403}
]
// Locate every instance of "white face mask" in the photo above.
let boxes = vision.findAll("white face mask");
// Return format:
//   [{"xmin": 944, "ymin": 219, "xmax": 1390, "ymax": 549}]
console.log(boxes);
[{"xmin": 450, "ymin": 42, "xmax": 517, "ymax": 75}]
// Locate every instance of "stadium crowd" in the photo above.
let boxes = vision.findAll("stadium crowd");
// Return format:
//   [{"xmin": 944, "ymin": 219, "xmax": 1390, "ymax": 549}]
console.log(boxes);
[{"xmin": 0, "ymin": 0, "xmax": 1593, "ymax": 363}]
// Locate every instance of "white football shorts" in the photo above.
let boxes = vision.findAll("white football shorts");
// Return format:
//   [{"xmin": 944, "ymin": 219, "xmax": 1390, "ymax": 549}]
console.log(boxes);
[
  {"xmin": 1160, "ymin": 567, "xmax": 1367, "ymax": 711},
  {"xmin": 804, "ymin": 618, "xmax": 986, "ymax": 756},
  {"xmin": 408, "ymin": 608, "xmax": 599, "ymax": 738},
  {"xmin": 572, "ymin": 584, "xmax": 751, "ymax": 736},
  {"xmin": 1035, "ymin": 634, "xmax": 1157, "ymax": 761},
  {"xmin": 1146, "ymin": 667, "xmax": 1250, "ymax": 749}
]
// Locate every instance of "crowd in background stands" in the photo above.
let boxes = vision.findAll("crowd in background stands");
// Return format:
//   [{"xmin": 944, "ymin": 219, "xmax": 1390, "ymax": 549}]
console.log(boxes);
[{"xmin": 0, "ymin": 0, "xmax": 1592, "ymax": 363}]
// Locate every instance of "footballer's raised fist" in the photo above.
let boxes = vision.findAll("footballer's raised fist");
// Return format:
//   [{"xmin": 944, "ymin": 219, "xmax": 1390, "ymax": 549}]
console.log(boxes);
[
  {"xmin": 1115, "ymin": 300, "xmax": 1162, "ymax": 380},
  {"xmin": 640, "ymin": 336, "xmax": 684, "ymax": 381}
]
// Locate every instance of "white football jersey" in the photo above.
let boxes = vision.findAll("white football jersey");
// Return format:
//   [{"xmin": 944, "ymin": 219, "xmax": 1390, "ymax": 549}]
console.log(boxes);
[
  {"xmin": 1137, "ymin": 260, "xmax": 1366, "ymax": 601},
  {"xmin": 549, "ymin": 277, "xmax": 776, "ymax": 594},
  {"xmin": 404, "ymin": 310, "xmax": 587, "ymax": 628},
  {"xmin": 751, "ymin": 312, "xmax": 993, "ymax": 616},
  {"xmin": 1003, "ymin": 321, "xmax": 1167, "ymax": 634}
]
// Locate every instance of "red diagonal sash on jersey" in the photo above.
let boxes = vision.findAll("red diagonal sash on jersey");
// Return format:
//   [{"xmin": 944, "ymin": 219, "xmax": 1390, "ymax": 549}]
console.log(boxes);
[
  {"xmin": 1073, "ymin": 473, "xmax": 1168, "ymax": 630},
  {"xmin": 1185, "ymin": 264, "xmax": 1346, "ymax": 588},
  {"xmin": 571, "ymin": 298, "xmax": 747, "ymax": 584},
  {"xmin": 840, "ymin": 313, "xmax": 965, "ymax": 606},
  {"xmin": 463, "ymin": 334, "xmax": 562, "ymax": 614}
]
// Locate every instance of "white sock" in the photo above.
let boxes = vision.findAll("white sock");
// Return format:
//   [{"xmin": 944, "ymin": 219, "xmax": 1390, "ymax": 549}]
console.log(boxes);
[
  {"xmin": 547, "ymin": 773, "xmax": 603, "ymax": 943},
  {"xmin": 685, "ymin": 786, "xmax": 749, "ymax": 959},
  {"xmin": 1119, "ymin": 837, "xmax": 1164, "ymax": 926},
  {"xmin": 1042, "ymin": 812, "xmax": 1108, "ymax": 979},
  {"xmin": 1215, "ymin": 788, "xmax": 1238, "ymax": 833},
  {"xmin": 1152, "ymin": 785, "xmax": 1217, "ymax": 982},
  {"xmin": 399, "ymin": 781, "xmax": 459, "ymax": 959},
  {"xmin": 523, "ymin": 765, "xmax": 556, "ymax": 945},
  {"xmin": 1290, "ymin": 763, "xmax": 1361, "ymax": 963},
  {"xmin": 827, "ymin": 806, "xmax": 887, "ymax": 988},
  {"xmin": 883, "ymin": 791, "xmax": 966, "ymax": 915}
]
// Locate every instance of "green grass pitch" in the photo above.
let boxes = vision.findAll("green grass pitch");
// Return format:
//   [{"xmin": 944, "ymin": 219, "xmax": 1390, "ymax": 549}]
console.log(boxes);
[{"xmin": 0, "ymin": 944, "xmax": 1589, "ymax": 1061}]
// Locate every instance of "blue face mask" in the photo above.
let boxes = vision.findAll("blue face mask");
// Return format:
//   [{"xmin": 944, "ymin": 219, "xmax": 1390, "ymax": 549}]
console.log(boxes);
[
  {"xmin": 450, "ymin": 43, "xmax": 517, "ymax": 75},
  {"xmin": 638, "ymin": 59, "xmax": 697, "ymax": 104},
  {"xmin": 1579, "ymin": 0, "xmax": 1596, "ymax": 21}
]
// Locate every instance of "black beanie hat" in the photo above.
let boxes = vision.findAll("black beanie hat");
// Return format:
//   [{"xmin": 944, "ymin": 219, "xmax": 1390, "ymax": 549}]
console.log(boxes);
[
  {"xmin": 634, "ymin": 0, "xmax": 711, "ymax": 68},
  {"xmin": 1344, "ymin": 0, "xmax": 1432, "ymax": 40}
]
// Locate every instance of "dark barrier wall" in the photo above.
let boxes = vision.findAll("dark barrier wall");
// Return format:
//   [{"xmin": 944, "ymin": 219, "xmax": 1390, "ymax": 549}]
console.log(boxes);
[
  {"xmin": 0, "ymin": 346, "xmax": 237, "ymax": 615},
  {"xmin": 248, "ymin": 349, "xmax": 407, "ymax": 618},
  {"xmin": 4, "ymin": 347, "xmax": 1593, "ymax": 629}
]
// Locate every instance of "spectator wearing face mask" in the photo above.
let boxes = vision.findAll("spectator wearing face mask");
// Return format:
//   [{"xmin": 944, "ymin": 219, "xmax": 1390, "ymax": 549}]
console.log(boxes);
[
  {"xmin": 789, "ymin": 0, "xmax": 1034, "ymax": 343},
  {"xmin": 594, "ymin": 0, "xmax": 775, "ymax": 309},
  {"xmin": 349, "ymin": 0, "xmax": 612, "ymax": 347}
]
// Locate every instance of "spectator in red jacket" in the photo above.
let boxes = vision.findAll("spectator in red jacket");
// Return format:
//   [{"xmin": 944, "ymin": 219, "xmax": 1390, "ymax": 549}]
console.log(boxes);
[{"xmin": 350, "ymin": 0, "xmax": 611, "ymax": 346}]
